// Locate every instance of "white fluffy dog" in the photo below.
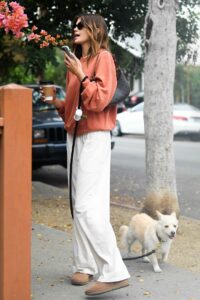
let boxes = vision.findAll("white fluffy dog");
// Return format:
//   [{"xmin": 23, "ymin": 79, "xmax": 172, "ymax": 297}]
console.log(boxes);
[{"xmin": 119, "ymin": 211, "xmax": 178, "ymax": 272}]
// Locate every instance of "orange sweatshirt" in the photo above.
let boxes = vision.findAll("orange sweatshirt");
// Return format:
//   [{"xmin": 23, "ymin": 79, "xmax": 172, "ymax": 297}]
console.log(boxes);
[{"xmin": 57, "ymin": 49, "xmax": 117, "ymax": 136}]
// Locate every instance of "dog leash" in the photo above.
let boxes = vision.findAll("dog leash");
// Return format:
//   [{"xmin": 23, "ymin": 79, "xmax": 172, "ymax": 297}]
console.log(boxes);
[
  {"xmin": 69, "ymin": 106, "xmax": 79, "ymax": 219},
  {"xmin": 122, "ymin": 249, "xmax": 156, "ymax": 261},
  {"xmin": 69, "ymin": 76, "xmax": 88, "ymax": 219}
]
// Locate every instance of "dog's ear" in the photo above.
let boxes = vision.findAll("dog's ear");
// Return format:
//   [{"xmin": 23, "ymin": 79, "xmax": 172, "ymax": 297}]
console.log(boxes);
[
  {"xmin": 156, "ymin": 210, "xmax": 162, "ymax": 219},
  {"xmin": 171, "ymin": 212, "xmax": 177, "ymax": 218}
]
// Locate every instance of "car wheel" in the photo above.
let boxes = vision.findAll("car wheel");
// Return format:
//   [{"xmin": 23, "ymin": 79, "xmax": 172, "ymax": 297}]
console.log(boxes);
[
  {"xmin": 61, "ymin": 160, "xmax": 67, "ymax": 168},
  {"xmin": 112, "ymin": 120, "xmax": 122, "ymax": 137}
]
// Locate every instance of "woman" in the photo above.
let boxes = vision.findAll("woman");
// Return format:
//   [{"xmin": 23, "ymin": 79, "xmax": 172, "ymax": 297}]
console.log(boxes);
[{"xmin": 47, "ymin": 13, "xmax": 130, "ymax": 296}]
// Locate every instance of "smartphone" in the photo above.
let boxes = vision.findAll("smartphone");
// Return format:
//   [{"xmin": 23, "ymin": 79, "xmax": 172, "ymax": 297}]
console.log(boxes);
[{"xmin": 61, "ymin": 45, "xmax": 74, "ymax": 58}]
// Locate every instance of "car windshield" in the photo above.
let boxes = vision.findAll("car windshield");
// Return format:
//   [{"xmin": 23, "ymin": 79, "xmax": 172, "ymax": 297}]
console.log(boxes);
[{"xmin": 32, "ymin": 87, "xmax": 65, "ymax": 111}]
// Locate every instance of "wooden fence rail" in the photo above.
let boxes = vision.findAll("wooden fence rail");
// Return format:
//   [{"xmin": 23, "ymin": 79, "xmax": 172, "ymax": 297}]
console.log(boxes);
[{"xmin": 0, "ymin": 84, "xmax": 32, "ymax": 300}]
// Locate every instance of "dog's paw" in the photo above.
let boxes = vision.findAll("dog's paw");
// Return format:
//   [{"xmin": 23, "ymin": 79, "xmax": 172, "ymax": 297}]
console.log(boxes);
[
  {"xmin": 162, "ymin": 257, "xmax": 168, "ymax": 263},
  {"xmin": 153, "ymin": 266, "xmax": 162, "ymax": 273}
]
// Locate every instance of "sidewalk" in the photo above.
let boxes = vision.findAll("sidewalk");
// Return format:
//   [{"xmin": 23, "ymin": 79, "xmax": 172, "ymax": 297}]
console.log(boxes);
[{"xmin": 32, "ymin": 223, "xmax": 200, "ymax": 300}]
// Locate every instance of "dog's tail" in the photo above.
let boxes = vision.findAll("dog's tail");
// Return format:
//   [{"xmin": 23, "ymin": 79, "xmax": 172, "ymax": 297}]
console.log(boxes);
[{"xmin": 119, "ymin": 225, "xmax": 129, "ymax": 249}]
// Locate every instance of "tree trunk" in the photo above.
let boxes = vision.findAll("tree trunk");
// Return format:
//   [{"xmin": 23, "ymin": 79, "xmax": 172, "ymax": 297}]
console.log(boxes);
[{"xmin": 142, "ymin": 0, "xmax": 180, "ymax": 219}]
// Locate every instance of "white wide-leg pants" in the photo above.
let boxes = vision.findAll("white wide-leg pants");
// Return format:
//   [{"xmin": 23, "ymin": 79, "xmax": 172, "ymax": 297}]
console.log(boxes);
[{"xmin": 67, "ymin": 131, "xmax": 130, "ymax": 282}]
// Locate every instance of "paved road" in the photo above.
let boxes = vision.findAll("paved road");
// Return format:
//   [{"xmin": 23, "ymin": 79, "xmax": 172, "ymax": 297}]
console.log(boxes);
[
  {"xmin": 111, "ymin": 136, "xmax": 200, "ymax": 219},
  {"xmin": 32, "ymin": 136, "xmax": 200, "ymax": 219}
]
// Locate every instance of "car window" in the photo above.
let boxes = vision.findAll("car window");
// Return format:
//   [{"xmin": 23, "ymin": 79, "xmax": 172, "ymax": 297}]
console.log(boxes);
[
  {"xmin": 132, "ymin": 102, "xmax": 144, "ymax": 112},
  {"xmin": 56, "ymin": 88, "xmax": 66, "ymax": 100},
  {"xmin": 32, "ymin": 87, "xmax": 65, "ymax": 111},
  {"xmin": 174, "ymin": 104, "xmax": 200, "ymax": 112}
]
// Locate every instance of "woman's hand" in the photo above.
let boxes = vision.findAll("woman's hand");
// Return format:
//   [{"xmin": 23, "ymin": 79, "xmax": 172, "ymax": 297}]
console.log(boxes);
[
  {"xmin": 40, "ymin": 86, "xmax": 56, "ymax": 105},
  {"xmin": 40, "ymin": 87, "xmax": 63, "ymax": 109},
  {"xmin": 64, "ymin": 53, "xmax": 85, "ymax": 81}
]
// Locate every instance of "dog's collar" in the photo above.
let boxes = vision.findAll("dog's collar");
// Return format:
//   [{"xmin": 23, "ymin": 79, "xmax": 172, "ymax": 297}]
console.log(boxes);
[
  {"xmin": 156, "ymin": 232, "xmax": 167, "ymax": 243},
  {"xmin": 156, "ymin": 233, "xmax": 162, "ymax": 242}
]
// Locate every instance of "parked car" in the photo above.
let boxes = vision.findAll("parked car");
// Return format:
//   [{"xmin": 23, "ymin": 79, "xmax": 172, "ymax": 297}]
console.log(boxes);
[
  {"xmin": 112, "ymin": 102, "xmax": 200, "ymax": 140},
  {"xmin": 124, "ymin": 91, "xmax": 144, "ymax": 109},
  {"xmin": 173, "ymin": 103, "xmax": 200, "ymax": 139},
  {"xmin": 117, "ymin": 102, "xmax": 127, "ymax": 114},
  {"xmin": 26, "ymin": 84, "xmax": 115, "ymax": 169},
  {"xmin": 26, "ymin": 84, "xmax": 67, "ymax": 169}
]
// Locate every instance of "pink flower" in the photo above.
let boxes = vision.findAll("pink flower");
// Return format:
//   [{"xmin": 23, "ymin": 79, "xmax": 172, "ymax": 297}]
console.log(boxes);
[
  {"xmin": 0, "ymin": 1, "xmax": 28, "ymax": 37},
  {"xmin": 40, "ymin": 29, "xmax": 47, "ymax": 36},
  {"xmin": 0, "ymin": 1, "xmax": 67, "ymax": 48},
  {"xmin": 27, "ymin": 32, "xmax": 41, "ymax": 42},
  {"xmin": 0, "ymin": 13, "xmax": 5, "ymax": 28},
  {"xmin": 0, "ymin": 1, "xmax": 8, "ymax": 12},
  {"xmin": 31, "ymin": 25, "xmax": 38, "ymax": 31},
  {"xmin": 9, "ymin": 2, "xmax": 24, "ymax": 11},
  {"xmin": 40, "ymin": 40, "xmax": 49, "ymax": 48},
  {"xmin": 44, "ymin": 34, "xmax": 52, "ymax": 41}
]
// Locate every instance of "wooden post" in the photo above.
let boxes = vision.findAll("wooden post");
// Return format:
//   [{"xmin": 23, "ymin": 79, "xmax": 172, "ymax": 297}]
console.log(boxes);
[
  {"xmin": 0, "ymin": 84, "xmax": 32, "ymax": 300},
  {"xmin": 0, "ymin": 117, "xmax": 4, "ymax": 135}
]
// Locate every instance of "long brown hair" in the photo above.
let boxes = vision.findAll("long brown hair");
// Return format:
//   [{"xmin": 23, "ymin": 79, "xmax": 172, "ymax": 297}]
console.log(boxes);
[{"xmin": 72, "ymin": 14, "xmax": 109, "ymax": 59}]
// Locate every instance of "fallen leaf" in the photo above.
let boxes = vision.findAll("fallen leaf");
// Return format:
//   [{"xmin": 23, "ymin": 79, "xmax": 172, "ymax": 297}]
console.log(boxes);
[
  {"xmin": 36, "ymin": 233, "xmax": 42, "ymax": 239},
  {"xmin": 143, "ymin": 291, "xmax": 151, "ymax": 296},
  {"xmin": 36, "ymin": 276, "xmax": 42, "ymax": 281}
]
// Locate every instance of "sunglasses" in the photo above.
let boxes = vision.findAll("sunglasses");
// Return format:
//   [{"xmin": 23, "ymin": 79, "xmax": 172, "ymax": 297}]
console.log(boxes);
[{"xmin": 72, "ymin": 22, "xmax": 84, "ymax": 30}]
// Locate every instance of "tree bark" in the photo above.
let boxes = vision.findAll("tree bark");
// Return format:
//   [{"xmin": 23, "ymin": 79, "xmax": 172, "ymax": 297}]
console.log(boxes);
[{"xmin": 143, "ymin": 0, "xmax": 180, "ymax": 218}]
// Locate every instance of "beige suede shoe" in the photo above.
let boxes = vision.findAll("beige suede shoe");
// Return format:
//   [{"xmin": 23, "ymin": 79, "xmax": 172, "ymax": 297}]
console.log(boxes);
[
  {"xmin": 71, "ymin": 272, "xmax": 93, "ymax": 286},
  {"xmin": 85, "ymin": 279, "xmax": 129, "ymax": 295}
]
